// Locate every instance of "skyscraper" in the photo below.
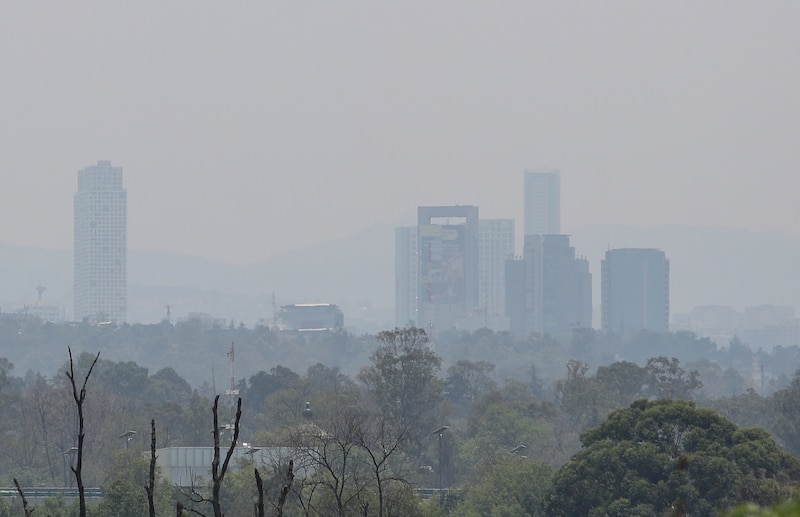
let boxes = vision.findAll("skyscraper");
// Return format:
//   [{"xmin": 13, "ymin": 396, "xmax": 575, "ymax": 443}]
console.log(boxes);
[
  {"xmin": 417, "ymin": 205, "xmax": 479, "ymax": 335},
  {"xmin": 74, "ymin": 161, "xmax": 127, "ymax": 323},
  {"xmin": 395, "ymin": 226, "xmax": 418, "ymax": 327},
  {"xmin": 478, "ymin": 219, "xmax": 515, "ymax": 328},
  {"xmin": 506, "ymin": 233, "xmax": 591, "ymax": 337},
  {"xmin": 541, "ymin": 235, "xmax": 592, "ymax": 333},
  {"xmin": 524, "ymin": 169, "xmax": 560, "ymax": 236},
  {"xmin": 397, "ymin": 216, "xmax": 514, "ymax": 332},
  {"xmin": 601, "ymin": 248, "xmax": 669, "ymax": 334}
]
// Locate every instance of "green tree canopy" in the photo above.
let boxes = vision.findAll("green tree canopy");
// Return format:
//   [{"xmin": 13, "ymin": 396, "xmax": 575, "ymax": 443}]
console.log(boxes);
[
  {"xmin": 451, "ymin": 458, "xmax": 552, "ymax": 517},
  {"xmin": 549, "ymin": 399, "xmax": 800, "ymax": 517},
  {"xmin": 357, "ymin": 327, "xmax": 443, "ymax": 443}
]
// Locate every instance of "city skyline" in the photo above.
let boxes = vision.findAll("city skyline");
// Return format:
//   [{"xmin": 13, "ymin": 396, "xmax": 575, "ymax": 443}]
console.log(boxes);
[{"xmin": 1, "ymin": 3, "xmax": 799, "ymax": 265}]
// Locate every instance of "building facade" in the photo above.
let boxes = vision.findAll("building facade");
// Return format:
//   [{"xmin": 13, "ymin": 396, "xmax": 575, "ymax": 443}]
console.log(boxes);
[
  {"xmin": 541, "ymin": 235, "xmax": 592, "ymax": 334},
  {"xmin": 73, "ymin": 161, "xmax": 127, "ymax": 323},
  {"xmin": 394, "ymin": 226, "xmax": 418, "ymax": 327},
  {"xmin": 478, "ymin": 219, "xmax": 515, "ymax": 329},
  {"xmin": 279, "ymin": 303, "xmax": 344, "ymax": 331},
  {"xmin": 417, "ymin": 205, "xmax": 479, "ymax": 335},
  {"xmin": 524, "ymin": 169, "xmax": 560, "ymax": 236},
  {"xmin": 601, "ymin": 248, "xmax": 669, "ymax": 334},
  {"xmin": 507, "ymin": 234, "xmax": 592, "ymax": 337}
]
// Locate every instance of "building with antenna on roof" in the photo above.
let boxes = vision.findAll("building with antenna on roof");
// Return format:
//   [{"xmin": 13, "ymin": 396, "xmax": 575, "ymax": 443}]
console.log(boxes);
[{"xmin": 15, "ymin": 284, "xmax": 63, "ymax": 323}]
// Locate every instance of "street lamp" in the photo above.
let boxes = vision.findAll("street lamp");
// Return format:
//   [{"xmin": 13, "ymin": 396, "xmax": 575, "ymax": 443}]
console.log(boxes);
[
  {"xmin": 244, "ymin": 447, "xmax": 260, "ymax": 460},
  {"xmin": 118, "ymin": 430, "xmax": 137, "ymax": 450},
  {"xmin": 62, "ymin": 446, "xmax": 78, "ymax": 488},
  {"xmin": 510, "ymin": 444, "xmax": 527, "ymax": 455},
  {"xmin": 431, "ymin": 426, "xmax": 449, "ymax": 490}
]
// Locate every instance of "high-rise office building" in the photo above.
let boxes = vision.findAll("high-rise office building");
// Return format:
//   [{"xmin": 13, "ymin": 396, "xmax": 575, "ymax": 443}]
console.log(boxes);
[
  {"xmin": 395, "ymin": 226, "xmax": 418, "ymax": 327},
  {"xmin": 521, "ymin": 234, "xmax": 544, "ymax": 335},
  {"xmin": 478, "ymin": 219, "xmax": 515, "ymax": 328},
  {"xmin": 417, "ymin": 205, "xmax": 479, "ymax": 335},
  {"xmin": 397, "ymin": 216, "xmax": 514, "ymax": 332},
  {"xmin": 74, "ymin": 160, "xmax": 127, "ymax": 323},
  {"xmin": 541, "ymin": 235, "xmax": 592, "ymax": 333},
  {"xmin": 601, "ymin": 248, "xmax": 669, "ymax": 334},
  {"xmin": 524, "ymin": 169, "xmax": 560, "ymax": 236},
  {"xmin": 507, "ymin": 234, "xmax": 592, "ymax": 337}
]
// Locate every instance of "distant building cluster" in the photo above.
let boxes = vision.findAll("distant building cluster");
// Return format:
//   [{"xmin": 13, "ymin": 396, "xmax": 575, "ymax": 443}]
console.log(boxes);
[
  {"xmin": 395, "ymin": 169, "xmax": 670, "ymax": 338},
  {"xmin": 673, "ymin": 304, "xmax": 800, "ymax": 349},
  {"xmin": 1, "ymin": 159, "xmax": 792, "ymax": 351}
]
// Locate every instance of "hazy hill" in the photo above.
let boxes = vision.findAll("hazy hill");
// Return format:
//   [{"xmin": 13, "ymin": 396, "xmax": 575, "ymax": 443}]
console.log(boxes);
[{"xmin": 1, "ymin": 224, "xmax": 797, "ymax": 332}]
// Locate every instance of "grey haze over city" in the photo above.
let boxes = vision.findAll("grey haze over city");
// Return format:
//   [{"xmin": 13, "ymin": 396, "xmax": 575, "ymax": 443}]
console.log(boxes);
[{"xmin": 1, "ymin": 2, "xmax": 799, "ymax": 333}]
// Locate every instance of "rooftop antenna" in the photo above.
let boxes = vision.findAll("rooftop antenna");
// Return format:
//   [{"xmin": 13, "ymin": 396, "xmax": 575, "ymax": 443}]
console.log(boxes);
[
  {"xmin": 226, "ymin": 342, "xmax": 239, "ymax": 427},
  {"xmin": 226, "ymin": 342, "xmax": 238, "ymax": 397},
  {"xmin": 36, "ymin": 283, "xmax": 46, "ymax": 303},
  {"xmin": 164, "ymin": 304, "xmax": 171, "ymax": 324}
]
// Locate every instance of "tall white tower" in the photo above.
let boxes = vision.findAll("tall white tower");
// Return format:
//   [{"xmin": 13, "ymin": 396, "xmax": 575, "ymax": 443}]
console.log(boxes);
[
  {"xmin": 74, "ymin": 161, "xmax": 127, "ymax": 323},
  {"xmin": 524, "ymin": 169, "xmax": 560, "ymax": 236}
]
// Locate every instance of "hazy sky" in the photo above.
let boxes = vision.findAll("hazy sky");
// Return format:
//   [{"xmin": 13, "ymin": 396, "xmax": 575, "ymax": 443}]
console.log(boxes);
[{"xmin": 2, "ymin": 2, "xmax": 798, "ymax": 265}]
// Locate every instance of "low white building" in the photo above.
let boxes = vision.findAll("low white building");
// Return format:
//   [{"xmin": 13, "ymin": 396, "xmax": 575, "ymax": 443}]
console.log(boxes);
[{"xmin": 156, "ymin": 446, "xmax": 300, "ymax": 487}]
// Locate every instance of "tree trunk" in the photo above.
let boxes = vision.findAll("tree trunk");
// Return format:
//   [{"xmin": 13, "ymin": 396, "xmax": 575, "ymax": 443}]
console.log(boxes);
[
  {"xmin": 145, "ymin": 419, "xmax": 157, "ymax": 517},
  {"xmin": 66, "ymin": 348, "xmax": 100, "ymax": 517}
]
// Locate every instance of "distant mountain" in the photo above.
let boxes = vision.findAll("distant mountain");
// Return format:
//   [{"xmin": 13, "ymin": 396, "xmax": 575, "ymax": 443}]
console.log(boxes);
[{"xmin": 1, "ymin": 224, "xmax": 797, "ymax": 332}]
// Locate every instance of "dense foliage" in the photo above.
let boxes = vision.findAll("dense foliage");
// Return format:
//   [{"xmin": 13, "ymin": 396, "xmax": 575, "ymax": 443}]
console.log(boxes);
[
  {"xmin": 0, "ymin": 317, "xmax": 799, "ymax": 515},
  {"xmin": 549, "ymin": 399, "xmax": 800, "ymax": 516}
]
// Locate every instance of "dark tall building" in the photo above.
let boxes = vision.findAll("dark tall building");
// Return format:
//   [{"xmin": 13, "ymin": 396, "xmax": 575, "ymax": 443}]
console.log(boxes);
[
  {"xmin": 417, "ymin": 205, "xmax": 479, "ymax": 335},
  {"xmin": 541, "ymin": 235, "xmax": 592, "ymax": 334},
  {"xmin": 507, "ymin": 234, "xmax": 591, "ymax": 337},
  {"xmin": 601, "ymin": 248, "xmax": 670, "ymax": 334}
]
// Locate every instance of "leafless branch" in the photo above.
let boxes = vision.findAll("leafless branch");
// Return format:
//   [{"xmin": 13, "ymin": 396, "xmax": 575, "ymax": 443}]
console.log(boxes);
[{"xmin": 66, "ymin": 348, "xmax": 100, "ymax": 517}]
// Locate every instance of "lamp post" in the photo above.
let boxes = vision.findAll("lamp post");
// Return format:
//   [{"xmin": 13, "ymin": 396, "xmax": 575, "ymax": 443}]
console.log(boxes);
[
  {"xmin": 118, "ymin": 430, "xmax": 137, "ymax": 450},
  {"xmin": 62, "ymin": 446, "xmax": 78, "ymax": 488},
  {"xmin": 244, "ymin": 447, "xmax": 260, "ymax": 463},
  {"xmin": 431, "ymin": 426, "xmax": 449, "ymax": 490}
]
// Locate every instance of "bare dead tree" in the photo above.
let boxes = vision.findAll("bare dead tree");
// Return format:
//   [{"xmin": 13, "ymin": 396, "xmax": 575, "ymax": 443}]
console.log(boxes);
[
  {"xmin": 66, "ymin": 348, "xmax": 100, "ymax": 517},
  {"xmin": 211, "ymin": 395, "xmax": 242, "ymax": 517},
  {"xmin": 274, "ymin": 459, "xmax": 294, "ymax": 517},
  {"xmin": 13, "ymin": 478, "xmax": 33, "ymax": 517},
  {"xmin": 354, "ymin": 415, "xmax": 410, "ymax": 517},
  {"xmin": 145, "ymin": 418, "xmax": 157, "ymax": 517},
  {"xmin": 291, "ymin": 473, "xmax": 321, "ymax": 517},
  {"xmin": 254, "ymin": 468, "xmax": 265, "ymax": 517},
  {"xmin": 290, "ymin": 407, "xmax": 367, "ymax": 517}
]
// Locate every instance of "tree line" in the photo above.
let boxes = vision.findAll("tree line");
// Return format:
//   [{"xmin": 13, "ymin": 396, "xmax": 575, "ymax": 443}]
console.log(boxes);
[{"xmin": 0, "ymin": 324, "xmax": 800, "ymax": 514}]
